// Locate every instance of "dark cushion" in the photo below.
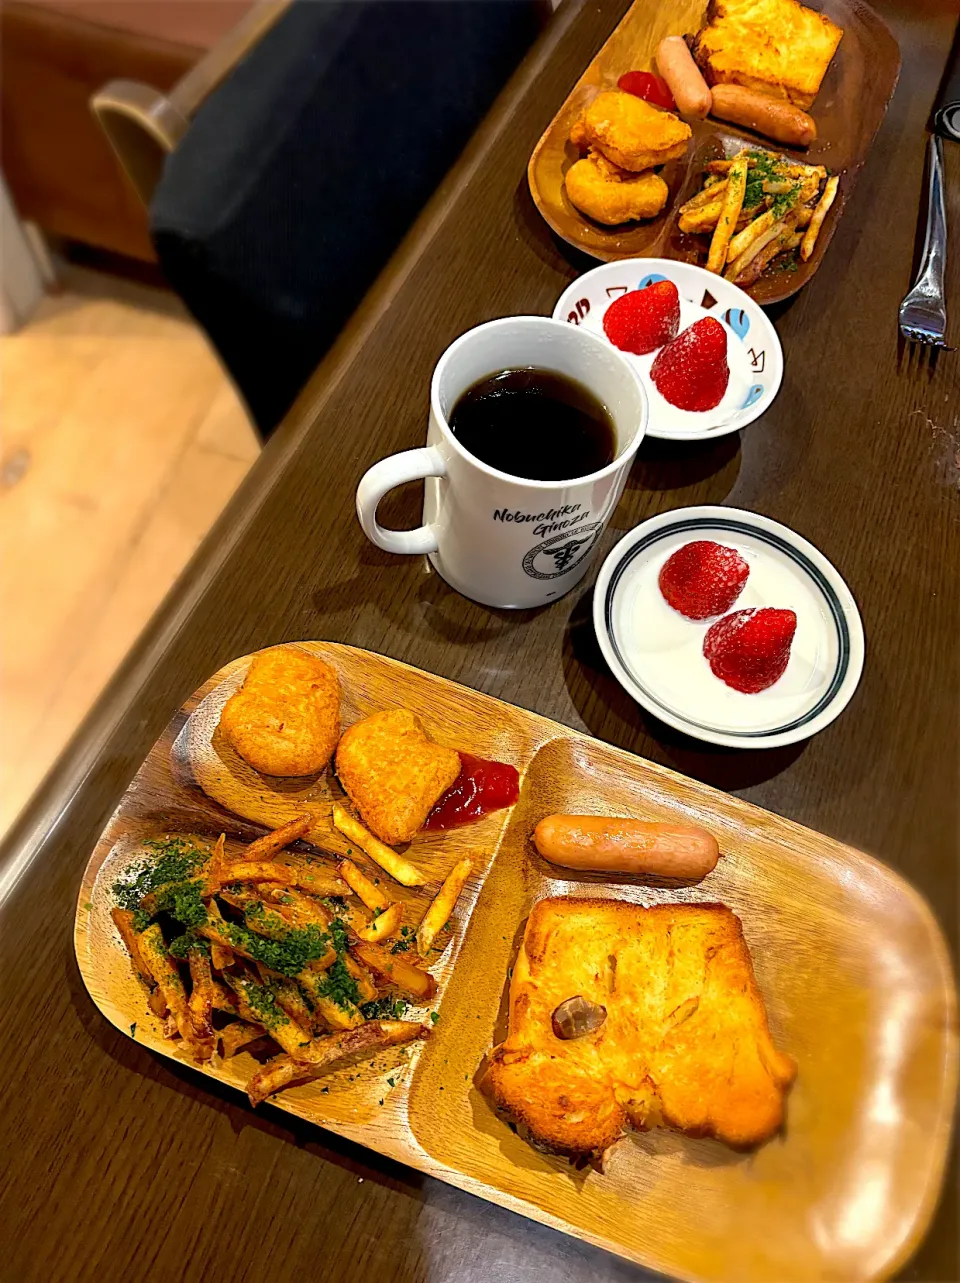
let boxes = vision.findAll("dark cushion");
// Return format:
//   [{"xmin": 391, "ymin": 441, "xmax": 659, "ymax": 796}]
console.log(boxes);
[{"xmin": 150, "ymin": 0, "xmax": 542, "ymax": 435}]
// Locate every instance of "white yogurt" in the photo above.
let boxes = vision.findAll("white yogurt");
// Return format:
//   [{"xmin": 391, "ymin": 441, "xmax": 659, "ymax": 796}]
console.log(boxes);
[
  {"xmin": 609, "ymin": 528, "xmax": 840, "ymax": 735},
  {"xmin": 579, "ymin": 295, "xmax": 757, "ymax": 436}
]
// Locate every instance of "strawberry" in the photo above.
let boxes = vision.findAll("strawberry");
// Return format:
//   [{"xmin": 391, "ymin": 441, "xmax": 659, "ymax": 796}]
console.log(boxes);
[
  {"xmin": 659, "ymin": 540, "xmax": 749, "ymax": 619},
  {"xmin": 703, "ymin": 607, "xmax": 798, "ymax": 694},
  {"xmin": 650, "ymin": 316, "xmax": 729, "ymax": 412},
  {"xmin": 602, "ymin": 281, "xmax": 680, "ymax": 356}
]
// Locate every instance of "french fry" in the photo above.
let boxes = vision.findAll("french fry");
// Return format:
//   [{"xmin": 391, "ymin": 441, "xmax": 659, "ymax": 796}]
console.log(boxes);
[
  {"xmin": 725, "ymin": 211, "xmax": 799, "ymax": 281},
  {"xmin": 727, "ymin": 208, "xmax": 780, "ymax": 262},
  {"xmin": 679, "ymin": 202, "xmax": 723, "ymax": 234},
  {"xmin": 258, "ymin": 885, "xmax": 334, "ymax": 931},
  {"xmin": 138, "ymin": 923, "xmax": 196, "ymax": 1045},
  {"xmin": 210, "ymin": 941, "xmax": 235, "ymax": 971},
  {"xmin": 680, "ymin": 179, "xmax": 728, "ymax": 212},
  {"xmin": 210, "ymin": 832, "xmax": 226, "ymax": 875},
  {"xmin": 218, "ymin": 1021, "xmax": 267, "ymax": 1058},
  {"xmin": 332, "ymin": 805, "xmax": 429, "ymax": 888},
  {"xmin": 297, "ymin": 965, "xmax": 365, "ymax": 1030},
  {"xmin": 800, "ymin": 174, "xmax": 839, "ymax": 261},
  {"xmin": 350, "ymin": 940, "xmax": 438, "ymax": 1002},
  {"xmin": 355, "ymin": 901, "xmax": 404, "ymax": 944},
  {"xmin": 111, "ymin": 907, "xmax": 166, "ymax": 1014},
  {"xmin": 233, "ymin": 815, "xmax": 311, "ymax": 863},
  {"xmin": 330, "ymin": 900, "xmax": 373, "ymax": 937},
  {"xmin": 226, "ymin": 855, "xmax": 347, "ymax": 897},
  {"xmin": 343, "ymin": 953, "xmax": 378, "ymax": 1003},
  {"xmin": 273, "ymin": 977, "xmax": 315, "ymax": 1029},
  {"xmin": 187, "ymin": 947, "xmax": 216, "ymax": 1044},
  {"xmin": 147, "ymin": 987, "xmax": 168, "ymax": 1020},
  {"xmin": 707, "ymin": 153, "xmax": 748, "ymax": 273},
  {"xmin": 224, "ymin": 973, "xmax": 314, "ymax": 1056},
  {"xmin": 247, "ymin": 1020, "xmax": 429, "ymax": 1106},
  {"xmin": 210, "ymin": 979, "xmax": 238, "ymax": 1013},
  {"xmin": 782, "ymin": 162, "xmax": 826, "ymax": 180},
  {"xmin": 337, "ymin": 858, "xmax": 390, "ymax": 912},
  {"xmin": 215, "ymin": 890, "xmax": 337, "ymax": 969},
  {"xmin": 417, "ymin": 858, "xmax": 473, "ymax": 959},
  {"xmin": 734, "ymin": 223, "xmax": 800, "ymax": 285},
  {"xmin": 705, "ymin": 150, "xmax": 777, "ymax": 174},
  {"xmin": 205, "ymin": 899, "xmax": 236, "ymax": 971}
]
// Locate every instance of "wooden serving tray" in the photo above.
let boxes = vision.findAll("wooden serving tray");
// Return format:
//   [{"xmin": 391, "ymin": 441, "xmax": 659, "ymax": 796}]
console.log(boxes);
[
  {"xmin": 528, "ymin": 0, "xmax": 900, "ymax": 303},
  {"xmin": 76, "ymin": 643, "xmax": 956, "ymax": 1282}
]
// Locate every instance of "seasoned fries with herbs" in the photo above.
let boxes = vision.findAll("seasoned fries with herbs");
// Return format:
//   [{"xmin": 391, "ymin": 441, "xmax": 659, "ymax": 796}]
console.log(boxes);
[
  {"xmin": 679, "ymin": 148, "xmax": 839, "ymax": 283},
  {"xmin": 110, "ymin": 827, "xmax": 434, "ymax": 1105}
]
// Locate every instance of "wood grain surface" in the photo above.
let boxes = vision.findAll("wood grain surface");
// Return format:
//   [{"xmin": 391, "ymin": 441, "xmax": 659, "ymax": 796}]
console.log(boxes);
[
  {"xmin": 1, "ymin": 1, "xmax": 958, "ymax": 1281},
  {"xmin": 528, "ymin": 0, "xmax": 901, "ymax": 301},
  {"xmin": 75, "ymin": 642, "xmax": 956, "ymax": 1281}
]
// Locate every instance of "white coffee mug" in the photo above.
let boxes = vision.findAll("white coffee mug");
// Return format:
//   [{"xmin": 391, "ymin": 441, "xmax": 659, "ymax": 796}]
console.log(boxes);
[{"xmin": 355, "ymin": 316, "xmax": 648, "ymax": 609}]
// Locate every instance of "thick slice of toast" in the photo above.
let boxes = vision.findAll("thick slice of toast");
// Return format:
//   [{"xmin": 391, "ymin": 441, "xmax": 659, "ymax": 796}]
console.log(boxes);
[
  {"xmin": 483, "ymin": 898, "xmax": 796, "ymax": 1160},
  {"xmin": 694, "ymin": 0, "xmax": 843, "ymax": 110}
]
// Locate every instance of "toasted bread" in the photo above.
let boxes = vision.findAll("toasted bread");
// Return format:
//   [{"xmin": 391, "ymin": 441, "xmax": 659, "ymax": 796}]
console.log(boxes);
[
  {"xmin": 482, "ymin": 898, "xmax": 796, "ymax": 1160},
  {"xmin": 694, "ymin": 0, "xmax": 843, "ymax": 110}
]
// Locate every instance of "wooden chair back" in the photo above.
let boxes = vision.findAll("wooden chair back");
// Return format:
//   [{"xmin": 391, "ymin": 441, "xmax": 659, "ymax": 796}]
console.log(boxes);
[{"xmin": 92, "ymin": 0, "xmax": 291, "ymax": 206}]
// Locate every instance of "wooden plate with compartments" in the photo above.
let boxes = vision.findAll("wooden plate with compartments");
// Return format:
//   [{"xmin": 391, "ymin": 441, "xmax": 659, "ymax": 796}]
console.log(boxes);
[
  {"xmin": 75, "ymin": 642, "xmax": 955, "ymax": 1283},
  {"xmin": 528, "ymin": 0, "xmax": 900, "ymax": 303}
]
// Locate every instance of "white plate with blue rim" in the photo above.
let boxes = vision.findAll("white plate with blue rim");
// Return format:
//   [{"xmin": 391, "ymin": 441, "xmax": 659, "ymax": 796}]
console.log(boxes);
[
  {"xmin": 552, "ymin": 259, "xmax": 782, "ymax": 442},
  {"xmin": 593, "ymin": 506, "xmax": 865, "ymax": 749}
]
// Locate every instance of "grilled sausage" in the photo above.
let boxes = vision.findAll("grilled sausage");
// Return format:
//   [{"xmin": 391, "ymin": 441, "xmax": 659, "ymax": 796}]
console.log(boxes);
[
  {"xmin": 532, "ymin": 815, "xmax": 720, "ymax": 881},
  {"xmin": 656, "ymin": 36, "xmax": 712, "ymax": 119},
  {"xmin": 709, "ymin": 85, "xmax": 817, "ymax": 148}
]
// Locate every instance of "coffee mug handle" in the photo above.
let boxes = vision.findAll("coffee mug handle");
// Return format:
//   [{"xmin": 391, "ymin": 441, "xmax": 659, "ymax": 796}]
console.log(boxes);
[{"xmin": 356, "ymin": 446, "xmax": 447, "ymax": 555}]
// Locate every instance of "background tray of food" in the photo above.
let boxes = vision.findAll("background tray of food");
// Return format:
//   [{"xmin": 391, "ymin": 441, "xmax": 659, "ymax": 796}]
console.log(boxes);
[
  {"xmin": 75, "ymin": 643, "xmax": 955, "ymax": 1282},
  {"xmin": 528, "ymin": 0, "xmax": 900, "ymax": 303}
]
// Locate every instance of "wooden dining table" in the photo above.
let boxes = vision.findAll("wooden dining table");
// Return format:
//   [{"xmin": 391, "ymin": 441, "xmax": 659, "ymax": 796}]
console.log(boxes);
[{"xmin": 2, "ymin": 0, "xmax": 957, "ymax": 1278}]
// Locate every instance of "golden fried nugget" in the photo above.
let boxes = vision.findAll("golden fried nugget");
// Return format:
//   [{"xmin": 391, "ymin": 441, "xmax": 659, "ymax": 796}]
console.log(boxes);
[
  {"xmin": 335, "ymin": 708, "xmax": 460, "ymax": 845},
  {"xmin": 220, "ymin": 647, "xmax": 339, "ymax": 776},
  {"xmin": 565, "ymin": 155, "xmax": 669, "ymax": 225},
  {"xmin": 569, "ymin": 91, "xmax": 691, "ymax": 172}
]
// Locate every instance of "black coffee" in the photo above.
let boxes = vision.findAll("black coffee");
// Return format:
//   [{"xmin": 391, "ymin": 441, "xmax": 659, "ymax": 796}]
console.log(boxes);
[{"xmin": 448, "ymin": 367, "xmax": 616, "ymax": 482}]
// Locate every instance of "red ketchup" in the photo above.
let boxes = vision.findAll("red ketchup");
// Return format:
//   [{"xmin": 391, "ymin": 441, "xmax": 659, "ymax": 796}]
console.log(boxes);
[
  {"xmin": 423, "ymin": 752, "xmax": 519, "ymax": 831},
  {"xmin": 617, "ymin": 71, "xmax": 676, "ymax": 112}
]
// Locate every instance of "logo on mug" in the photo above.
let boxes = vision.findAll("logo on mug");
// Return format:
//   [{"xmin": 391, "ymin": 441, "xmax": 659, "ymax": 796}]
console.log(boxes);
[{"xmin": 521, "ymin": 522, "xmax": 604, "ymax": 580}]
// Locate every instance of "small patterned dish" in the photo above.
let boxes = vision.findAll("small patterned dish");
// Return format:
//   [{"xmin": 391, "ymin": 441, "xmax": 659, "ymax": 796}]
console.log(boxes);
[
  {"xmin": 553, "ymin": 259, "xmax": 783, "ymax": 442},
  {"xmin": 593, "ymin": 505, "xmax": 865, "ymax": 749}
]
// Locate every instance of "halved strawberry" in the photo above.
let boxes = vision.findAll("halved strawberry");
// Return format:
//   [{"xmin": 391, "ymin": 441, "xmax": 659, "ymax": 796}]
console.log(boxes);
[
  {"xmin": 703, "ymin": 607, "xmax": 798, "ymax": 694},
  {"xmin": 659, "ymin": 540, "xmax": 749, "ymax": 619},
  {"xmin": 650, "ymin": 316, "xmax": 729, "ymax": 411},
  {"xmin": 602, "ymin": 280, "xmax": 680, "ymax": 356}
]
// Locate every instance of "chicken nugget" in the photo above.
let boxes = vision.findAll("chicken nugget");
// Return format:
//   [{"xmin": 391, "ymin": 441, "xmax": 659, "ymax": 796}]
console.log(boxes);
[
  {"xmin": 220, "ymin": 647, "xmax": 339, "ymax": 776},
  {"xmin": 570, "ymin": 90, "xmax": 691, "ymax": 171},
  {"xmin": 335, "ymin": 709, "xmax": 461, "ymax": 845},
  {"xmin": 565, "ymin": 155, "xmax": 669, "ymax": 225}
]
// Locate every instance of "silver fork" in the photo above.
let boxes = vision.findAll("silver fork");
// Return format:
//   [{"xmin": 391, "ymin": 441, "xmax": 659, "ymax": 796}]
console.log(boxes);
[{"xmin": 898, "ymin": 134, "xmax": 949, "ymax": 348}]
